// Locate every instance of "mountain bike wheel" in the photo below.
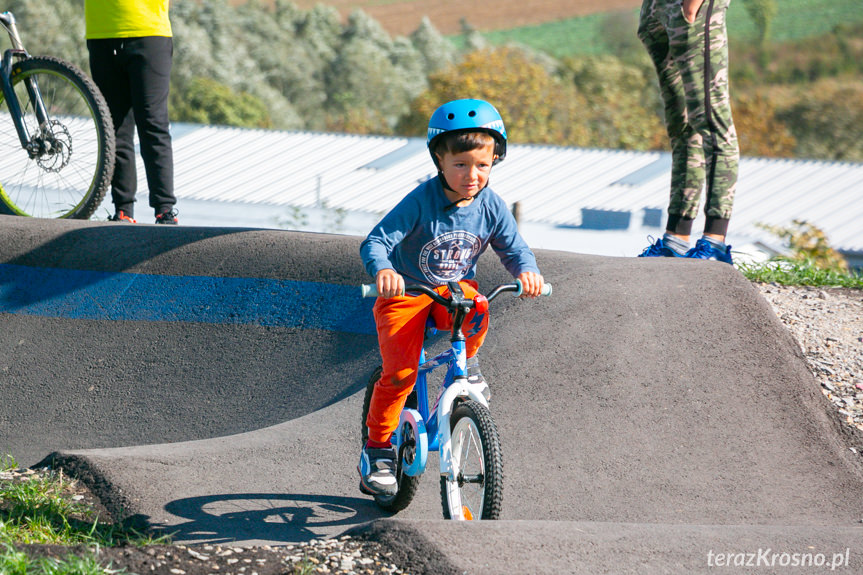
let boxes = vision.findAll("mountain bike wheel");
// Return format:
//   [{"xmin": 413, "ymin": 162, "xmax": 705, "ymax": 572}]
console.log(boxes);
[
  {"xmin": 440, "ymin": 400, "xmax": 503, "ymax": 520},
  {"xmin": 361, "ymin": 366, "xmax": 421, "ymax": 512},
  {"xmin": 0, "ymin": 56, "xmax": 114, "ymax": 219}
]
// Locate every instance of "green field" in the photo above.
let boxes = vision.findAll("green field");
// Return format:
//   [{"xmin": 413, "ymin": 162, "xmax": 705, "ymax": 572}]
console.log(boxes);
[{"xmin": 460, "ymin": 0, "xmax": 863, "ymax": 58}]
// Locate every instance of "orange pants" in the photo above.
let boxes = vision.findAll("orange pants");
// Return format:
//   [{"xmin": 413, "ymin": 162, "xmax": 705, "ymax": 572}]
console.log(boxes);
[{"xmin": 366, "ymin": 280, "xmax": 489, "ymax": 444}]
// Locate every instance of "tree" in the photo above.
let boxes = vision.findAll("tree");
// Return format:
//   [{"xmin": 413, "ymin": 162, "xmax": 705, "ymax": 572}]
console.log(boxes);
[
  {"xmin": 325, "ymin": 10, "xmax": 428, "ymax": 133},
  {"xmin": 236, "ymin": 0, "xmax": 324, "ymax": 129},
  {"xmin": 742, "ymin": 0, "xmax": 778, "ymax": 47},
  {"xmin": 601, "ymin": 9, "xmax": 643, "ymax": 62},
  {"xmin": 325, "ymin": 11, "xmax": 399, "ymax": 132},
  {"xmin": 398, "ymin": 47, "xmax": 591, "ymax": 147},
  {"xmin": 410, "ymin": 17, "xmax": 456, "ymax": 75},
  {"xmin": 777, "ymin": 80, "xmax": 863, "ymax": 162},
  {"xmin": 5, "ymin": 0, "xmax": 88, "ymax": 71},
  {"xmin": 459, "ymin": 18, "xmax": 487, "ymax": 53},
  {"xmin": 562, "ymin": 55, "xmax": 665, "ymax": 150},
  {"xmin": 731, "ymin": 92, "xmax": 795, "ymax": 158}
]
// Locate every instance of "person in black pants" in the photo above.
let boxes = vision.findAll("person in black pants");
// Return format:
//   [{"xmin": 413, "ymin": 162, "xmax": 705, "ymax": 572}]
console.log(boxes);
[{"xmin": 86, "ymin": 2, "xmax": 178, "ymax": 224}]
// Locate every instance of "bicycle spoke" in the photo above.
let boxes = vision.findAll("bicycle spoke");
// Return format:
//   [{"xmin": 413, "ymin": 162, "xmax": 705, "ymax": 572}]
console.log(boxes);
[
  {"xmin": 450, "ymin": 414, "xmax": 486, "ymax": 519},
  {"xmin": 0, "ymin": 57, "xmax": 112, "ymax": 219}
]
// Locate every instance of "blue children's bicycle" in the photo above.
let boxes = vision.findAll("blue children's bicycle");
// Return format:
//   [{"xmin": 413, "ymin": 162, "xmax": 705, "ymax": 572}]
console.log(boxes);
[{"xmin": 360, "ymin": 279, "xmax": 552, "ymax": 520}]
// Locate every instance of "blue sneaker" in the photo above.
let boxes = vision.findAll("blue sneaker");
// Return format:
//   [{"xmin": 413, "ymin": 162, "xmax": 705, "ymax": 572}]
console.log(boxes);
[
  {"xmin": 638, "ymin": 236, "xmax": 685, "ymax": 258},
  {"xmin": 358, "ymin": 445, "xmax": 398, "ymax": 496},
  {"xmin": 686, "ymin": 238, "xmax": 734, "ymax": 264}
]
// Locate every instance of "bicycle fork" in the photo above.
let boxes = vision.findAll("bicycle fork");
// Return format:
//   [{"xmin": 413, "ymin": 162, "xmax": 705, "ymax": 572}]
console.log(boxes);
[
  {"xmin": 437, "ymin": 340, "xmax": 490, "ymax": 482},
  {"xmin": 1, "ymin": 13, "xmax": 54, "ymax": 154}
]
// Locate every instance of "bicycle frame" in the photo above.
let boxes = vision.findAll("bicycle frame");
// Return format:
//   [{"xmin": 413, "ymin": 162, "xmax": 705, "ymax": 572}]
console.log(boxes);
[
  {"xmin": 0, "ymin": 11, "xmax": 53, "ymax": 152},
  {"xmin": 383, "ymin": 281, "xmax": 530, "ymax": 481}
]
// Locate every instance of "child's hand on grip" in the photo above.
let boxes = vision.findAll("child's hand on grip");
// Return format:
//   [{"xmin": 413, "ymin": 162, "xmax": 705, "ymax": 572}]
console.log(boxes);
[
  {"xmin": 376, "ymin": 269, "xmax": 405, "ymax": 299},
  {"xmin": 518, "ymin": 271, "xmax": 544, "ymax": 298}
]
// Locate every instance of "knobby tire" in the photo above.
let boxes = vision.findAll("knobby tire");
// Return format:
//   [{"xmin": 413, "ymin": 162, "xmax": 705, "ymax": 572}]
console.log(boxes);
[
  {"xmin": 440, "ymin": 399, "xmax": 503, "ymax": 520},
  {"xmin": 0, "ymin": 56, "xmax": 114, "ymax": 219}
]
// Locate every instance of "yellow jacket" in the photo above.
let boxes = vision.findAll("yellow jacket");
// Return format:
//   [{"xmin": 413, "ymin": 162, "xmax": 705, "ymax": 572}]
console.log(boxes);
[{"xmin": 85, "ymin": 0, "xmax": 172, "ymax": 39}]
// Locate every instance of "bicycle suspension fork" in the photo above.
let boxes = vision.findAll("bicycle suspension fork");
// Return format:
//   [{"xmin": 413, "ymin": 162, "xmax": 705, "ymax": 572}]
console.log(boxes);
[{"xmin": 1, "ymin": 13, "xmax": 54, "ymax": 153}]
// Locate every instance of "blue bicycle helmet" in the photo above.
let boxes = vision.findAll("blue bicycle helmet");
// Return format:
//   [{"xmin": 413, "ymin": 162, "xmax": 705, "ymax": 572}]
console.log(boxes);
[{"xmin": 427, "ymin": 99, "xmax": 507, "ymax": 166}]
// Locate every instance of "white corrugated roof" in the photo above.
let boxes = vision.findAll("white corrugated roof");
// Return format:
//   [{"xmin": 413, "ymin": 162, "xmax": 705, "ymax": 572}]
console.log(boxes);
[{"xmin": 125, "ymin": 123, "xmax": 863, "ymax": 255}]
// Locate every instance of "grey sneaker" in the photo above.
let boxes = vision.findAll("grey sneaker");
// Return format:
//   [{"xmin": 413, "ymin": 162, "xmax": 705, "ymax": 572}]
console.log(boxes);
[
  {"xmin": 358, "ymin": 445, "xmax": 397, "ymax": 496},
  {"xmin": 466, "ymin": 355, "xmax": 485, "ymax": 385},
  {"xmin": 466, "ymin": 355, "xmax": 491, "ymax": 402}
]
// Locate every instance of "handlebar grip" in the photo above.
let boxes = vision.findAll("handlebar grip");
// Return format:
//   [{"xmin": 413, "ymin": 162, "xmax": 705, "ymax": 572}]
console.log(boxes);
[
  {"xmin": 515, "ymin": 279, "xmax": 553, "ymax": 297},
  {"xmin": 361, "ymin": 284, "xmax": 408, "ymax": 298},
  {"xmin": 360, "ymin": 284, "xmax": 378, "ymax": 298}
]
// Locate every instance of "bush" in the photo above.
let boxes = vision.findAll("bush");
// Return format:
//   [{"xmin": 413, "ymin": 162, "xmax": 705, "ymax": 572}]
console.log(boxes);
[
  {"xmin": 776, "ymin": 80, "xmax": 863, "ymax": 161},
  {"xmin": 171, "ymin": 77, "xmax": 272, "ymax": 128},
  {"xmin": 758, "ymin": 219, "xmax": 848, "ymax": 271}
]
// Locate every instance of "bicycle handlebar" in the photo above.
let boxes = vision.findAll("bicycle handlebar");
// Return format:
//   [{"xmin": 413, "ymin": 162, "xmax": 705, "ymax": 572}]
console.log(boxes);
[{"xmin": 360, "ymin": 279, "xmax": 552, "ymax": 301}]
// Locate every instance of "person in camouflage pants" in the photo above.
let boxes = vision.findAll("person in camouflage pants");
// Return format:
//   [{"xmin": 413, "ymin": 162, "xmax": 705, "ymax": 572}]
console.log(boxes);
[{"xmin": 637, "ymin": 0, "xmax": 739, "ymax": 263}]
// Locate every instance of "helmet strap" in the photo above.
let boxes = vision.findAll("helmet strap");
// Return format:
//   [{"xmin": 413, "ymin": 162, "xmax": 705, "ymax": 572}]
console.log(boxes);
[{"xmin": 440, "ymin": 171, "xmax": 487, "ymax": 212}]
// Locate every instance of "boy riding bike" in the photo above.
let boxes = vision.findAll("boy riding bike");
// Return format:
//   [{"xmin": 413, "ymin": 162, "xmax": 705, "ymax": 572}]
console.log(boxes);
[{"xmin": 358, "ymin": 99, "xmax": 545, "ymax": 496}]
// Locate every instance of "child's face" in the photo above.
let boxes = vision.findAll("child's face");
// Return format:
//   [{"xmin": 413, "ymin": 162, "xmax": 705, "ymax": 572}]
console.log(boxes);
[{"xmin": 437, "ymin": 141, "xmax": 497, "ymax": 201}]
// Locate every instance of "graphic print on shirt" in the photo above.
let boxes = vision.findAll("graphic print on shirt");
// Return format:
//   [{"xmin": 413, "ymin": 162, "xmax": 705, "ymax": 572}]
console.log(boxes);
[{"xmin": 419, "ymin": 231, "xmax": 481, "ymax": 284}]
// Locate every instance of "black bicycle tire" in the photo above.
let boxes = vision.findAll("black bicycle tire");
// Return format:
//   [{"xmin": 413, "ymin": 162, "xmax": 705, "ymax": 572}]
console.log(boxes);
[
  {"xmin": 360, "ymin": 365, "xmax": 421, "ymax": 512},
  {"xmin": 0, "ymin": 56, "xmax": 114, "ymax": 219},
  {"xmin": 440, "ymin": 400, "xmax": 503, "ymax": 520}
]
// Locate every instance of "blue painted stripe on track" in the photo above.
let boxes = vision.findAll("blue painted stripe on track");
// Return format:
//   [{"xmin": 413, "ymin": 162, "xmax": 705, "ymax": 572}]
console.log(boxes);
[{"xmin": 0, "ymin": 263, "xmax": 376, "ymax": 334}]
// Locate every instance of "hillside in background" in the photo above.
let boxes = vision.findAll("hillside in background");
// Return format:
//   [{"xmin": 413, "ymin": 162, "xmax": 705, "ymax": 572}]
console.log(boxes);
[
  {"xmin": 229, "ymin": 0, "xmax": 642, "ymax": 36},
  {"xmin": 4, "ymin": 0, "xmax": 861, "ymax": 161}
]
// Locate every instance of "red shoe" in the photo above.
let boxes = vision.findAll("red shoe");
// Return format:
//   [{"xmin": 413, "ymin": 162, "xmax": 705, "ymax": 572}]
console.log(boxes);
[
  {"xmin": 110, "ymin": 210, "xmax": 136, "ymax": 223},
  {"xmin": 155, "ymin": 209, "xmax": 178, "ymax": 225}
]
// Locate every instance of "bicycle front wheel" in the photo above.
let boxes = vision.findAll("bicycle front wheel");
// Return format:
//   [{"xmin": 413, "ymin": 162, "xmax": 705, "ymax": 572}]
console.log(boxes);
[
  {"xmin": 440, "ymin": 400, "xmax": 503, "ymax": 520},
  {"xmin": 0, "ymin": 56, "xmax": 114, "ymax": 219}
]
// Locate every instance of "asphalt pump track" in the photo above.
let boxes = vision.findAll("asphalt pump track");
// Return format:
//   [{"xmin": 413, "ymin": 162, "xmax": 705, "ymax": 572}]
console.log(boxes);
[{"xmin": 2, "ymin": 216, "xmax": 862, "ymax": 574}]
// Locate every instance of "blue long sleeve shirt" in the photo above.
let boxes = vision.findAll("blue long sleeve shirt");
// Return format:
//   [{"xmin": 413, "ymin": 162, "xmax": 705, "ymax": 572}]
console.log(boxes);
[{"xmin": 360, "ymin": 176, "xmax": 539, "ymax": 288}]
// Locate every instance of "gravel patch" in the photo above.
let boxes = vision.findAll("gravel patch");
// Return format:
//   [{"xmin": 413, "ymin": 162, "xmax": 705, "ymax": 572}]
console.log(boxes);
[
  {"xmin": 3, "ymin": 282, "xmax": 861, "ymax": 574},
  {"xmin": 757, "ymin": 283, "xmax": 863, "ymax": 434}
]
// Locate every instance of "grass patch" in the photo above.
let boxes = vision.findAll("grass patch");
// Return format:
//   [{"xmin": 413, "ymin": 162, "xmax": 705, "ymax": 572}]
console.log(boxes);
[
  {"xmin": 457, "ymin": 0, "xmax": 863, "ymax": 58},
  {"xmin": 472, "ymin": 11, "xmax": 614, "ymax": 57},
  {"xmin": 738, "ymin": 259, "xmax": 863, "ymax": 288},
  {"xmin": 0, "ymin": 471, "xmax": 158, "ymax": 546},
  {"xmin": 1, "ymin": 462, "xmax": 167, "ymax": 574},
  {"xmin": 0, "ymin": 542, "xmax": 125, "ymax": 575},
  {"xmin": 1, "ymin": 456, "xmax": 18, "ymax": 472}
]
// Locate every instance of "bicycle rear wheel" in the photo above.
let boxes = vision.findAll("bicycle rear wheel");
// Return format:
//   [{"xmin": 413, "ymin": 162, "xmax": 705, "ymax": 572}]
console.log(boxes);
[
  {"xmin": 0, "ymin": 56, "xmax": 114, "ymax": 219},
  {"xmin": 361, "ymin": 366, "xmax": 421, "ymax": 512},
  {"xmin": 440, "ymin": 400, "xmax": 503, "ymax": 520}
]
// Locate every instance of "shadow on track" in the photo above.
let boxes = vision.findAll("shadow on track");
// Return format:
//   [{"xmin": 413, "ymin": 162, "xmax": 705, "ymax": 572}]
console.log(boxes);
[{"xmin": 161, "ymin": 493, "xmax": 388, "ymax": 544}]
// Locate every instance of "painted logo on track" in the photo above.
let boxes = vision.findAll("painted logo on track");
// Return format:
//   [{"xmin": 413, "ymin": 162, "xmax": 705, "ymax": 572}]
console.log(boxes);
[{"xmin": 419, "ymin": 231, "xmax": 481, "ymax": 283}]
